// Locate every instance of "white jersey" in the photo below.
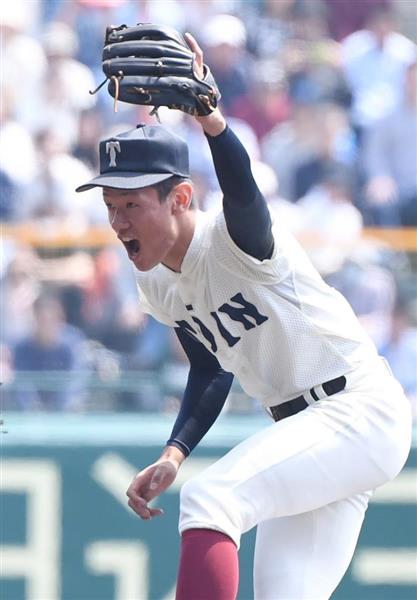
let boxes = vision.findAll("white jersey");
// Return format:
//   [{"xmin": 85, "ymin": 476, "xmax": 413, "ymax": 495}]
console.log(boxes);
[{"xmin": 135, "ymin": 209, "xmax": 378, "ymax": 407}]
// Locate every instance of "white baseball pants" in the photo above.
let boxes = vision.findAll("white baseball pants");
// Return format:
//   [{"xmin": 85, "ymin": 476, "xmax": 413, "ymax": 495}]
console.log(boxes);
[{"xmin": 179, "ymin": 359, "xmax": 412, "ymax": 599}]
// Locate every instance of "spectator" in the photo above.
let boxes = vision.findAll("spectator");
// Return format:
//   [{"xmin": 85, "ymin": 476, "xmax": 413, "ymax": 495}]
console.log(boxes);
[
  {"xmin": 61, "ymin": 246, "xmax": 171, "ymax": 373},
  {"xmin": 0, "ymin": 244, "xmax": 41, "ymax": 346},
  {"xmin": 379, "ymin": 298, "xmax": 417, "ymax": 414},
  {"xmin": 362, "ymin": 61, "xmax": 417, "ymax": 226},
  {"xmin": 81, "ymin": 248, "xmax": 145, "ymax": 353},
  {"xmin": 73, "ymin": 108, "xmax": 102, "ymax": 170},
  {"xmin": 0, "ymin": 88, "xmax": 38, "ymax": 214},
  {"xmin": 141, "ymin": 0, "xmax": 186, "ymax": 31},
  {"xmin": 185, "ymin": 1, "xmax": 242, "ymax": 36},
  {"xmin": 243, "ymin": 0, "xmax": 297, "ymax": 59},
  {"xmin": 324, "ymin": 247, "xmax": 397, "ymax": 348},
  {"xmin": 26, "ymin": 127, "xmax": 105, "ymax": 225},
  {"xmin": 12, "ymin": 293, "xmax": 86, "ymax": 411},
  {"xmin": 53, "ymin": 0, "xmax": 139, "ymax": 81},
  {"xmin": 18, "ymin": 21, "xmax": 97, "ymax": 145},
  {"xmin": 167, "ymin": 112, "xmax": 260, "ymax": 197},
  {"xmin": 298, "ymin": 167, "xmax": 363, "ymax": 243},
  {"xmin": 0, "ymin": 170, "xmax": 17, "ymax": 221},
  {"xmin": 74, "ymin": 246, "xmax": 173, "ymax": 411},
  {"xmin": 283, "ymin": 5, "xmax": 352, "ymax": 109},
  {"xmin": 0, "ymin": 2, "xmax": 47, "ymax": 127},
  {"xmin": 324, "ymin": 0, "xmax": 390, "ymax": 41},
  {"xmin": 292, "ymin": 103, "xmax": 357, "ymax": 200},
  {"xmin": 341, "ymin": 6, "xmax": 416, "ymax": 133},
  {"xmin": 230, "ymin": 60, "xmax": 291, "ymax": 141},
  {"xmin": 261, "ymin": 102, "xmax": 319, "ymax": 201},
  {"xmin": 201, "ymin": 14, "xmax": 249, "ymax": 114},
  {"xmin": 252, "ymin": 160, "xmax": 304, "ymax": 234}
]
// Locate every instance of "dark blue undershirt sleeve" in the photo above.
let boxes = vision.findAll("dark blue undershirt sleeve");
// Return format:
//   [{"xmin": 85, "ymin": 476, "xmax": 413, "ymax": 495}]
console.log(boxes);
[
  {"xmin": 206, "ymin": 125, "xmax": 274, "ymax": 260},
  {"xmin": 166, "ymin": 328, "xmax": 234, "ymax": 456}
]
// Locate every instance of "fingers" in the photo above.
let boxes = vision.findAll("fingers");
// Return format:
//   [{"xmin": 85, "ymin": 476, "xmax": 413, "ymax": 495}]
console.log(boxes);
[
  {"xmin": 185, "ymin": 32, "xmax": 204, "ymax": 79},
  {"xmin": 127, "ymin": 496, "xmax": 150, "ymax": 519},
  {"xmin": 126, "ymin": 468, "xmax": 165, "ymax": 520},
  {"xmin": 184, "ymin": 32, "xmax": 201, "ymax": 56},
  {"xmin": 125, "ymin": 460, "xmax": 179, "ymax": 520},
  {"xmin": 127, "ymin": 485, "xmax": 164, "ymax": 520},
  {"xmin": 127, "ymin": 496, "xmax": 164, "ymax": 520}
]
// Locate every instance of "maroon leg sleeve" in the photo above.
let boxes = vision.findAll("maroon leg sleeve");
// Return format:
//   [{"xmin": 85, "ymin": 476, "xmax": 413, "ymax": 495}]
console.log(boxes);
[{"xmin": 175, "ymin": 528, "xmax": 239, "ymax": 600}]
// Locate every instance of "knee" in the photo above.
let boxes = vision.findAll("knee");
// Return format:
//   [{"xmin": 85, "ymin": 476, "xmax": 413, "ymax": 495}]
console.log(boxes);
[
  {"xmin": 179, "ymin": 476, "xmax": 242, "ymax": 547},
  {"xmin": 179, "ymin": 475, "xmax": 217, "ymax": 521}
]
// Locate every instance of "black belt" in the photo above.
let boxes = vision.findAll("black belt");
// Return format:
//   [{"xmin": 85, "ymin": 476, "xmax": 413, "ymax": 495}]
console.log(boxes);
[{"xmin": 270, "ymin": 375, "xmax": 347, "ymax": 422}]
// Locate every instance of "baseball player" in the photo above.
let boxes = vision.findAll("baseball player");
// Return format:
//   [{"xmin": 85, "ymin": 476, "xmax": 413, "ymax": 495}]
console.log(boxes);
[{"xmin": 77, "ymin": 33, "xmax": 412, "ymax": 599}]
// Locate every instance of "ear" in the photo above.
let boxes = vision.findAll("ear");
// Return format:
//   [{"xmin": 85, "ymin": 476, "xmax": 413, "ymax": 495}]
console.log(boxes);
[{"xmin": 171, "ymin": 182, "xmax": 193, "ymax": 215}]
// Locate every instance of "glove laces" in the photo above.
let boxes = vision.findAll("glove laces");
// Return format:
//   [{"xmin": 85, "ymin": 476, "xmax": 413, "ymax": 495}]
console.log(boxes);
[{"xmin": 89, "ymin": 72, "xmax": 124, "ymax": 112}]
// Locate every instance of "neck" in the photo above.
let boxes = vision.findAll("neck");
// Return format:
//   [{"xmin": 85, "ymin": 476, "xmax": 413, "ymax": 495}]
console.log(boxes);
[{"xmin": 162, "ymin": 210, "xmax": 197, "ymax": 273}]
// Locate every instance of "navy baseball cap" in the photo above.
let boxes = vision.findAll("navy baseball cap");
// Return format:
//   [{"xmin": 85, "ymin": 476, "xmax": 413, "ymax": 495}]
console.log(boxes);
[{"xmin": 75, "ymin": 123, "xmax": 189, "ymax": 193}]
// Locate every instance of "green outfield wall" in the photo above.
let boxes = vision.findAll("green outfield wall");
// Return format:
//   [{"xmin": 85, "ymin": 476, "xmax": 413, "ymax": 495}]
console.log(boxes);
[{"xmin": 1, "ymin": 413, "xmax": 416, "ymax": 600}]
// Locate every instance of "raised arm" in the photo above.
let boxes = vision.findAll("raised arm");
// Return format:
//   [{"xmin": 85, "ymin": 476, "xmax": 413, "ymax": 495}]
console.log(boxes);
[{"xmin": 186, "ymin": 33, "xmax": 274, "ymax": 260}]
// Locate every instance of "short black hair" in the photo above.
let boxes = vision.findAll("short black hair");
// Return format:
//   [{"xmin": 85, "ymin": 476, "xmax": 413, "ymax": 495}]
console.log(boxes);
[{"xmin": 152, "ymin": 175, "xmax": 197, "ymax": 208}]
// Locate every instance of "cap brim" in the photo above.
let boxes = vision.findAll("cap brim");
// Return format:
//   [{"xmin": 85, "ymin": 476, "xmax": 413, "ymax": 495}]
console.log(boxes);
[{"xmin": 75, "ymin": 172, "xmax": 174, "ymax": 193}]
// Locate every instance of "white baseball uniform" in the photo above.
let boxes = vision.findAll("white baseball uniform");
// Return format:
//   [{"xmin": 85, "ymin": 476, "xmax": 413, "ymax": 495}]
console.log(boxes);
[{"xmin": 135, "ymin": 208, "xmax": 412, "ymax": 599}]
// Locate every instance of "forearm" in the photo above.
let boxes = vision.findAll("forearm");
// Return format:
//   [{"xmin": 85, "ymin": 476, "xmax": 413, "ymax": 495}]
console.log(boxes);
[
  {"xmin": 199, "ymin": 119, "xmax": 274, "ymax": 259},
  {"xmin": 188, "ymin": 35, "xmax": 273, "ymax": 258},
  {"xmin": 205, "ymin": 124, "xmax": 258, "ymax": 208},
  {"xmin": 167, "ymin": 367, "xmax": 233, "ymax": 456},
  {"xmin": 169, "ymin": 329, "xmax": 233, "ymax": 456},
  {"xmin": 197, "ymin": 109, "xmax": 257, "ymax": 205}
]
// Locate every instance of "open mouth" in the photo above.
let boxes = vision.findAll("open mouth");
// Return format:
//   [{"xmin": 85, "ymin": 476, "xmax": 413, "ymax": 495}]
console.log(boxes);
[{"xmin": 122, "ymin": 239, "xmax": 140, "ymax": 259}]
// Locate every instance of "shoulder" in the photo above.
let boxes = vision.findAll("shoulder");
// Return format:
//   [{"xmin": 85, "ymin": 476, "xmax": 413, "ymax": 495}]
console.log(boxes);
[{"xmin": 210, "ymin": 208, "xmax": 293, "ymax": 284}]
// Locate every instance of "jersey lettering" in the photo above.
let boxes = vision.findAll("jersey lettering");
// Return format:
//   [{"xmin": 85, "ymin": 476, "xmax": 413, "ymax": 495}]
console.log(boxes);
[
  {"xmin": 183, "ymin": 307, "xmax": 218, "ymax": 352},
  {"xmin": 210, "ymin": 312, "xmax": 241, "ymax": 347},
  {"xmin": 175, "ymin": 320, "xmax": 198, "ymax": 337},
  {"xmin": 191, "ymin": 317, "xmax": 218, "ymax": 353},
  {"xmin": 218, "ymin": 293, "xmax": 269, "ymax": 330},
  {"xmin": 179, "ymin": 293, "xmax": 268, "ymax": 353}
]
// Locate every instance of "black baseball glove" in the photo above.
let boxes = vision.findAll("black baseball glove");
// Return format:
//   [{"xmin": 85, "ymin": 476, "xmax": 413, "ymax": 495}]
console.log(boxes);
[{"xmin": 99, "ymin": 23, "xmax": 221, "ymax": 115}]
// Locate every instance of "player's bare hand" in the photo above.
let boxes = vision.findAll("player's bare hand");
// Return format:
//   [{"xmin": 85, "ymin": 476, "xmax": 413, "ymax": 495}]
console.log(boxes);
[
  {"xmin": 184, "ymin": 32, "xmax": 204, "ymax": 80},
  {"xmin": 126, "ymin": 460, "xmax": 179, "ymax": 520},
  {"xmin": 185, "ymin": 31, "xmax": 226, "ymax": 136}
]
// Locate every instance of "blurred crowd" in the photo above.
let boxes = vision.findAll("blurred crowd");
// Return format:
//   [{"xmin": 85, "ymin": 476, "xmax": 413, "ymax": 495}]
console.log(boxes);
[{"xmin": 1, "ymin": 0, "xmax": 416, "ymax": 417}]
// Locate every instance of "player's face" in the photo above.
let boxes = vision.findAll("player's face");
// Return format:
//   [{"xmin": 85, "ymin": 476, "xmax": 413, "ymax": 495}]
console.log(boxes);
[{"xmin": 103, "ymin": 186, "xmax": 179, "ymax": 271}]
